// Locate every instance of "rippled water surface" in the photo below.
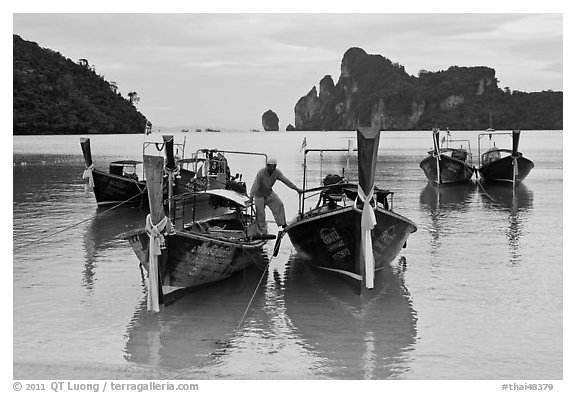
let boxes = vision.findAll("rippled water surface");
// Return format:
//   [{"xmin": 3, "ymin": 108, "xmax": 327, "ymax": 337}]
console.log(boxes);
[{"xmin": 12, "ymin": 131, "xmax": 563, "ymax": 380}]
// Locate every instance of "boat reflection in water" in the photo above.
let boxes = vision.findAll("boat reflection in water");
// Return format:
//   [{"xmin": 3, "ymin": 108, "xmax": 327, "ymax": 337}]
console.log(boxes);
[
  {"xmin": 478, "ymin": 182, "xmax": 534, "ymax": 264},
  {"xmin": 280, "ymin": 255, "xmax": 417, "ymax": 379},
  {"xmin": 419, "ymin": 182, "xmax": 477, "ymax": 256},
  {"xmin": 419, "ymin": 182, "xmax": 477, "ymax": 211},
  {"xmin": 83, "ymin": 206, "xmax": 147, "ymax": 292},
  {"xmin": 478, "ymin": 182, "xmax": 534, "ymax": 212},
  {"xmin": 123, "ymin": 260, "xmax": 268, "ymax": 372}
]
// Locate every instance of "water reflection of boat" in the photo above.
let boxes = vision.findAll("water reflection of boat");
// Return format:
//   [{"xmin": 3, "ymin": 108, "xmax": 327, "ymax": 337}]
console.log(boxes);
[
  {"xmin": 83, "ymin": 207, "xmax": 148, "ymax": 291},
  {"xmin": 479, "ymin": 183, "xmax": 534, "ymax": 264},
  {"xmin": 419, "ymin": 182, "xmax": 477, "ymax": 259},
  {"xmin": 123, "ymin": 265, "xmax": 267, "ymax": 370},
  {"xmin": 478, "ymin": 182, "xmax": 534, "ymax": 212},
  {"xmin": 419, "ymin": 182, "xmax": 476, "ymax": 211},
  {"xmin": 281, "ymin": 256, "xmax": 417, "ymax": 379}
]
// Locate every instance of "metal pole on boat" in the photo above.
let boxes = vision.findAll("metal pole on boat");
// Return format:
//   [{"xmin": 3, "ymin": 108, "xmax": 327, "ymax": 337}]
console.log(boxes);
[
  {"xmin": 357, "ymin": 127, "xmax": 380, "ymax": 289},
  {"xmin": 512, "ymin": 130, "xmax": 520, "ymax": 192},
  {"xmin": 301, "ymin": 150, "xmax": 308, "ymax": 215},
  {"xmin": 143, "ymin": 155, "xmax": 168, "ymax": 312},
  {"xmin": 433, "ymin": 129, "xmax": 442, "ymax": 185},
  {"xmin": 163, "ymin": 135, "xmax": 176, "ymax": 220}
]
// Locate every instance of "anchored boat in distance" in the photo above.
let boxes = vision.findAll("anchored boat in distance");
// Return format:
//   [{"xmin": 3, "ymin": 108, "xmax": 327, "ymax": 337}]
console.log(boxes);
[
  {"xmin": 419, "ymin": 128, "xmax": 476, "ymax": 186},
  {"xmin": 477, "ymin": 130, "xmax": 534, "ymax": 184}
]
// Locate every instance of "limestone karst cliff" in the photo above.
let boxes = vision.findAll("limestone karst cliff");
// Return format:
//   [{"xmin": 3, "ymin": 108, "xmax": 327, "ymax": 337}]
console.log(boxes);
[
  {"xmin": 262, "ymin": 109, "xmax": 280, "ymax": 131},
  {"xmin": 293, "ymin": 47, "xmax": 562, "ymax": 130}
]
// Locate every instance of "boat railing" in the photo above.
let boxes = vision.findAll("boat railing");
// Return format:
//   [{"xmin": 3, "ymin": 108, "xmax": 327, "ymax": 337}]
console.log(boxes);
[
  {"xmin": 300, "ymin": 148, "xmax": 358, "ymax": 214},
  {"xmin": 142, "ymin": 137, "xmax": 187, "ymax": 161},
  {"xmin": 441, "ymin": 135, "xmax": 474, "ymax": 165},
  {"xmin": 477, "ymin": 130, "xmax": 518, "ymax": 168},
  {"xmin": 185, "ymin": 149, "xmax": 267, "ymax": 189}
]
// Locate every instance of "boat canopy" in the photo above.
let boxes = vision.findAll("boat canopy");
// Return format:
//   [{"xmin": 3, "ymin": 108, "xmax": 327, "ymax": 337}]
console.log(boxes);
[
  {"xmin": 204, "ymin": 189, "xmax": 250, "ymax": 207},
  {"xmin": 171, "ymin": 188, "xmax": 250, "ymax": 208},
  {"xmin": 110, "ymin": 160, "xmax": 143, "ymax": 166}
]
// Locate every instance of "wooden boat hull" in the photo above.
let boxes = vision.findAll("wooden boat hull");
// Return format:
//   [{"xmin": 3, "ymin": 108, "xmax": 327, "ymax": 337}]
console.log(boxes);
[
  {"xmin": 285, "ymin": 205, "xmax": 416, "ymax": 282},
  {"xmin": 478, "ymin": 155, "xmax": 534, "ymax": 183},
  {"xmin": 125, "ymin": 228, "xmax": 267, "ymax": 304},
  {"xmin": 92, "ymin": 169, "xmax": 148, "ymax": 206},
  {"xmin": 419, "ymin": 155, "xmax": 475, "ymax": 186}
]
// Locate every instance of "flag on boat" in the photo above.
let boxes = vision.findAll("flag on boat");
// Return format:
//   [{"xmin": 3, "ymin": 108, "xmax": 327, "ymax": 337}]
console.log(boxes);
[
  {"xmin": 300, "ymin": 137, "xmax": 307, "ymax": 152},
  {"xmin": 446, "ymin": 128, "xmax": 451, "ymax": 137}
]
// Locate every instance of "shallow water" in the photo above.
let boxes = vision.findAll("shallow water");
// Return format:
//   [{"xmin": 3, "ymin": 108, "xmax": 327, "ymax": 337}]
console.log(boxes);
[{"xmin": 12, "ymin": 130, "xmax": 562, "ymax": 380}]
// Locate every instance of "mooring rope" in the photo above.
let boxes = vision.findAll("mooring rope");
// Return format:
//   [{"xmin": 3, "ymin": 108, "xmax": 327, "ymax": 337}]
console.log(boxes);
[
  {"xmin": 15, "ymin": 190, "xmax": 147, "ymax": 250},
  {"xmin": 232, "ymin": 238, "xmax": 283, "ymax": 333},
  {"xmin": 476, "ymin": 180, "xmax": 496, "ymax": 202},
  {"xmin": 234, "ymin": 263, "xmax": 269, "ymax": 333}
]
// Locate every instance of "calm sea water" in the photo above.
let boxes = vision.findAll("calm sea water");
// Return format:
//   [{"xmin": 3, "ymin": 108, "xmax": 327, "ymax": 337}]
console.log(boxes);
[{"xmin": 12, "ymin": 130, "xmax": 563, "ymax": 381}]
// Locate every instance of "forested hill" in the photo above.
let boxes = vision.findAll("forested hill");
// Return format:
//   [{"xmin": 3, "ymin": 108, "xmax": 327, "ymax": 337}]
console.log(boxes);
[{"xmin": 13, "ymin": 34, "xmax": 147, "ymax": 135}]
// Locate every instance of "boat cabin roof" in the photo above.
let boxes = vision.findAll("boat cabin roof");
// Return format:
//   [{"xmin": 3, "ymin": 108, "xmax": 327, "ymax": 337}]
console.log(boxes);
[
  {"xmin": 110, "ymin": 160, "xmax": 142, "ymax": 166},
  {"xmin": 428, "ymin": 147, "xmax": 469, "ymax": 160}
]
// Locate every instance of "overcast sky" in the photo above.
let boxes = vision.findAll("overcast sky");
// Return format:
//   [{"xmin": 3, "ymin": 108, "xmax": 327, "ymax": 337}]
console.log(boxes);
[{"xmin": 12, "ymin": 11, "xmax": 563, "ymax": 131}]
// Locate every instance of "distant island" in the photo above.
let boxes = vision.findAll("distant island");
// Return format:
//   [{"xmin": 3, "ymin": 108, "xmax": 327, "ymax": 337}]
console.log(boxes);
[
  {"xmin": 13, "ymin": 35, "xmax": 147, "ymax": 135},
  {"xmin": 290, "ymin": 47, "xmax": 562, "ymax": 131}
]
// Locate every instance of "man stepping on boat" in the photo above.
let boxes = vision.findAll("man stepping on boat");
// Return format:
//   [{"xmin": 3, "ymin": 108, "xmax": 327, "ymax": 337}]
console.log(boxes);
[{"xmin": 249, "ymin": 157, "xmax": 302, "ymax": 237}]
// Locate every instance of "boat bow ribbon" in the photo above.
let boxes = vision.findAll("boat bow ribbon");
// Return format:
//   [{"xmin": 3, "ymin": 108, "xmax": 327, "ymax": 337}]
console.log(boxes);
[
  {"xmin": 355, "ymin": 185, "xmax": 377, "ymax": 289},
  {"xmin": 82, "ymin": 164, "xmax": 95, "ymax": 191},
  {"xmin": 145, "ymin": 214, "xmax": 172, "ymax": 312}
]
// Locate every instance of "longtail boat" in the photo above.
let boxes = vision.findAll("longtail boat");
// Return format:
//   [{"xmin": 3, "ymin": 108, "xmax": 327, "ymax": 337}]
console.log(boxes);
[
  {"xmin": 80, "ymin": 136, "xmax": 242, "ymax": 210},
  {"xmin": 419, "ymin": 128, "xmax": 476, "ymax": 186},
  {"xmin": 284, "ymin": 127, "xmax": 417, "ymax": 290},
  {"xmin": 80, "ymin": 136, "xmax": 186, "ymax": 206},
  {"xmin": 123, "ymin": 155, "xmax": 271, "ymax": 311},
  {"xmin": 477, "ymin": 130, "xmax": 534, "ymax": 184},
  {"xmin": 80, "ymin": 137, "xmax": 149, "ymax": 206}
]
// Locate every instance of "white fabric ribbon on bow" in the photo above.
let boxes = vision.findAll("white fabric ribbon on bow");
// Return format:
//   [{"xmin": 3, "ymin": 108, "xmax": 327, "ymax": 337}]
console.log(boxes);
[
  {"xmin": 512, "ymin": 156, "xmax": 519, "ymax": 178},
  {"xmin": 145, "ymin": 214, "xmax": 170, "ymax": 313},
  {"xmin": 165, "ymin": 165, "xmax": 180, "ymax": 178},
  {"xmin": 355, "ymin": 186, "xmax": 377, "ymax": 289},
  {"xmin": 82, "ymin": 164, "xmax": 94, "ymax": 191}
]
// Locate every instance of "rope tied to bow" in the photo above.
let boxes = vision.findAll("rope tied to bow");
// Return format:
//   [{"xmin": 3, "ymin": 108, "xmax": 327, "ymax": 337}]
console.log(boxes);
[
  {"xmin": 512, "ymin": 156, "xmax": 519, "ymax": 177},
  {"xmin": 144, "ymin": 214, "xmax": 172, "ymax": 312},
  {"xmin": 82, "ymin": 164, "xmax": 95, "ymax": 191},
  {"xmin": 164, "ymin": 165, "xmax": 180, "ymax": 178},
  {"xmin": 355, "ymin": 186, "xmax": 377, "ymax": 289}
]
